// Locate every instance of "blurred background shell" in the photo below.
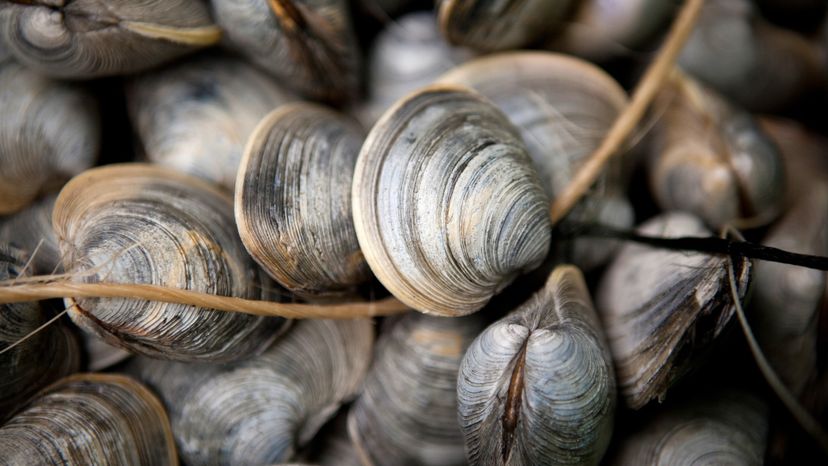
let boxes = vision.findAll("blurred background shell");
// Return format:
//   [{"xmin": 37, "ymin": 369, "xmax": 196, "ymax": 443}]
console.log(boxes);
[
  {"xmin": 597, "ymin": 212, "xmax": 751, "ymax": 409},
  {"xmin": 236, "ymin": 102, "xmax": 371, "ymax": 299},
  {"xmin": 0, "ymin": 62, "xmax": 99, "ymax": 215},
  {"xmin": 348, "ymin": 312, "xmax": 484, "ymax": 466},
  {"xmin": 458, "ymin": 265, "xmax": 615, "ymax": 466},
  {"xmin": 0, "ymin": 0, "xmax": 221, "ymax": 78},
  {"xmin": 352, "ymin": 86, "xmax": 551, "ymax": 316},
  {"xmin": 53, "ymin": 164, "xmax": 289, "ymax": 362},
  {"xmin": 210, "ymin": 0, "xmax": 361, "ymax": 102},
  {"xmin": 130, "ymin": 318, "xmax": 373, "ymax": 466},
  {"xmin": 0, "ymin": 373, "xmax": 178, "ymax": 465},
  {"xmin": 0, "ymin": 194, "xmax": 61, "ymax": 275},
  {"xmin": 128, "ymin": 54, "xmax": 296, "ymax": 191}
]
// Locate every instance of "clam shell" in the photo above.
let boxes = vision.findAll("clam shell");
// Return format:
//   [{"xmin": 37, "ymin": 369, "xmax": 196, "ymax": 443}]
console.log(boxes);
[
  {"xmin": 0, "ymin": 0, "xmax": 220, "ymax": 78},
  {"xmin": 54, "ymin": 164, "xmax": 289, "ymax": 362},
  {"xmin": 0, "ymin": 373, "xmax": 178, "ymax": 465},
  {"xmin": 596, "ymin": 212, "xmax": 751, "ymax": 409},
  {"xmin": 458, "ymin": 265, "xmax": 615, "ymax": 465},
  {"xmin": 0, "ymin": 194, "xmax": 61, "ymax": 274},
  {"xmin": 352, "ymin": 85, "xmax": 551, "ymax": 316},
  {"xmin": 130, "ymin": 318, "xmax": 373, "ymax": 465},
  {"xmin": 236, "ymin": 102, "xmax": 370, "ymax": 299}
]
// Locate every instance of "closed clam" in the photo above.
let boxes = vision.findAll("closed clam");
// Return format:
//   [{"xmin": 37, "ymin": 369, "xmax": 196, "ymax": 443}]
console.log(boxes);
[
  {"xmin": 128, "ymin": 54, "xmax": 295, "ymax": 191},
  {"xmin": 236, "ymin": 102, "xmax": 370, "ymax": 298},
  {"xmin": 458, "ymin": 265, "xmax": 615, "ymax": 466},
  {"xmin": 54, "ymin": 164, "xmax": 289, "ymax": 362},
  {"xmin": 130, "ymin": 318, "xmax": 373, "ymax": 466},
  {"xmin": 0, "ymin": 373, "xmax": 177, "ymax": 465},
  {"xmin": 596, "ymin": 212, "xmax": 751, "ymax": 409},
  {"xmin": 648, "ymin": 71, "xmax": 785, "ymax": 228},
  {"xmin": 0, "ymin": 61, "xmax": 99, "ymax": 215},
  {"xmin": 436, "ymin": 51, "xmax": 633, "ymax": 269},
  {"xmin": 352, "ymin": 85, "xmax": 551, "ymax": 316},
  {"xmin": 0, "ymin": 244, "xmax": 80, "ymax": 422},
  {"xmin": 210, "ymin": 0, "xmax": 360, "ymax": 102},
  {"xmin": 348, "ymin": 312, "xmax": 484, "ymax": 466},
  {"xmin": 0, "ymin": 0, "xmax": 221, "ymax": 78}
]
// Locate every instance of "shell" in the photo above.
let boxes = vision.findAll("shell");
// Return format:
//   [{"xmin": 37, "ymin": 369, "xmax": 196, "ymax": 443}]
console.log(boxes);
[
  {"xmin": 436, "ymin": 51, "xmax": 633, "ymax": 269},
  {"xmin": 0, "ymin": 245, "xmax": 80, "ymax": 422},
  {"xmin": 53, "ymin": 164, "xmax": 289, "ymax": 362},
  {"xmin": 348, "ymin": 312, "xmax": 485, "ymax": 466},
  {"xmin": 0, "ymin": 373, "xmax": 178, "ymax": 465},
  {"xmin": 236, "ymin": 102, "xmax": 371, "ymax": 298},
  {"xmin": 128, "ymin": 54, "xmax": 296, "ymax": 191},
  {"xmin": 648, "ymin": 71, "xmax": 785, "ymax": 228},
  {"xmin": 596, "ymin": 212, "xmax": 752, "ymax": 409},
  {"xmin": 610, "ymin": 389, "xmax": 768, "ymax": 466},
  {"xmin": 210, "ymin": 0, "xmax": 360, "ymax": 102},
  {"xmin": 357, "ymin": 11, "xmax": 474, "ymax": 127},
  {"xmin": 0, "ymin": 0, "xmax": 220, "ymax": 78},
  {"xmin": 437, "ymin": 0, "xmax": 575, "ymax": 52},
  {"xmin": 0, "ymin": 62, "xmax": 99, "ymax": 215},
  {"xmin": 352, "ymin": 85, "xmax": 551, "ymax": 316},
  {"xmin": 129, "ymin": 318, "xmax": 373, "ymax": 465},
  {"xmin": 0, "ymin": 194, "xmax": 61, "ymax": 275},
  {"xmin": 458, "ymin": 265, "xmax": 615, "ymax": 466}
]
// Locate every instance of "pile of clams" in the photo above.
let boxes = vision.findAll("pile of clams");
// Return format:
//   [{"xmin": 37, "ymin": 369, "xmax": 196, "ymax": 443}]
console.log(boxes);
[{"xmin": 1, "ymin": 0, "xmax": 827, "ymax": 464}]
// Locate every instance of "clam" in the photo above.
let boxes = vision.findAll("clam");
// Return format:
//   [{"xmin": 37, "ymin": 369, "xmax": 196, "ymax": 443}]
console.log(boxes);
[
  {"xmin": 0, "ymin": 62, "xmax": 99, "ymax": 215},
  {"xmin": 210, "ymin": 0, "xmax": 360, "ymax": 102},
  {"xmin": 437, "ymin": 0, "xmax": 575, "ymax": 51},
  {"xmin": 0, "ymin": 373, "xmax": 177, "ymax": 465},
  {"xmin": 610, "ymin": 389, "xmax": 768, "ymax": 465},
  {"xmin": 596, "ymin": 212, "xmax": 752, "ymax": 409},
  {"xmin": 236, "ymin": 102, "xmax": 370, "ymax": 299},
  {"xmin": 458, "ymin": 265, "xmax": 615, "ymax": 466},
  {"xmin": 0, "ymin": 194, "xmax": 61, "ymax": 275},
  {"xmin": 352, "ymin": 85, "xmax": 551, "ymax": 316},
  {"xmin": 129, "ymin": 318, "xmax": 373, "ymax": 465},
  {"xmin": 53, "ymin": 164, "xmax": 289, "ymax": 362},
  {"xmin": 348, "ymin": 312, "xmax": 485, "ymax": 466},
  {"xmin": 436, "ymin": 51, "xmax": 634, "ymax": 269},
  {"xmin": 128, "ymin": 54, "xmax": 296, "ymax": 191},
  {"xmin": 0, "ymin": 0, "xmax": 221, "ymax": 78},
  {"xmin": 648, "ymin": 71, "xmax": 785, "ymax": 228},
  {"xmin": 0, "ymin": 244, "xmax": 80, "ymax": 422}
]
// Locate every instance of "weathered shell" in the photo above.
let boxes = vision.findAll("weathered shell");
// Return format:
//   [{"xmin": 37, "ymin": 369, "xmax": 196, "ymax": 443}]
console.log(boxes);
[
  {"xmin": 0, "ymin": 0, "xmax": 220, "ymax": 78},
  {"xmin": 130, "ymin": 318, "xmax": 373, "ymax": 465},
  {"xmin": 236, "ymin": 102, "xmax": 370, "ymax": 298},
  {"xmin": 53, "ymin": 164, "xmax": 289, "ymax": 362},
  {"xmin": 610, "ymin": 389, "xmax": 768, "ymax": 466},
  {"xmin": 0, "ymin": 62, "xmax": 99, "ymax": 215},
  {"xmin": 0, "ymin": 245, "xmax": 80, "ymax": 422},
  {"xmin": 357, "ymin": 11, "xmax": 474, "ymax": 127},
  {"xmin": 348, "ymin": 312, "xmax": 484, "ymax": 466},
  {"xmin": 458, "ymin": 265, "xmax": 615, "ymax": 466},
  {"xmin": 437, "ymin": 0, "xmax": 575, "ymax": 52},
  {"xmin": 436, "ymin": 51, "xmax": 633, "ymax": 269},
  {"xmin": 128, "ymin": 54, "xmax": 296, "ymax": 191},
  {"xmin": 352, "ymin": 85, "xmax": 551, "ymax": 316},
  {"xmin": 0, "ymin": 194, "xmax": 60, "ymax": 274},
  {"xmin": 0, "ymin": 373, "xmax": 178, "ymax": 465},
  {"xmin": 210, "ymin": 0, "xmax": 360, "ymax": 102},
  {"xmin": 648, "ymin": 72, "xmax": 785, "ymax": 228},
  {"xmin": 596, "ymin": 212, "xmax": 751, "ymax": 409}
]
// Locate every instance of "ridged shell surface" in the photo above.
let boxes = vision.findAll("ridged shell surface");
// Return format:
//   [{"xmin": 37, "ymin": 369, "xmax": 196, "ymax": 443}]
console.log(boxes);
[
  {"xmin": 54, "ymin": 164, "xmax": 288, "ymax": 362},
  {"xmin": 352, "ymin": 85, "xmax": 551, "ymax": 316},
  {"xmin": 0, "ymin": 194, "xmax": 61, "ymax": 274}
]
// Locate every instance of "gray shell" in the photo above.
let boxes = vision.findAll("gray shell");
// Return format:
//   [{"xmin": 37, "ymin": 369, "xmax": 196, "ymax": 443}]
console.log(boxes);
[
  {"xmin": 352, "ymin": 85, "xmax": 551, "ymax": 316},
  {"xmin": 458, "ymin": 265, "xmax": 615, "ymax": 465},
  {"xmin": 0, "ymin": 0, "xmax": 220, "ymax": 78},
  {"xmin": 0, "ymin": 62, "xmax": 99, "ymax": 215},
  {"xmin": 130, "ymin": 318, "xmax": 373, "ymax": 466},
  {"xmin": 0, "ymin": 194, "xmax": 61, "ymax": 275},
  {"xmin": 128, "ymin": 54, "xmax": 296, "ymax": 191},
  {"xmin": 596, "ymin": 212, "xmax": 751, "ymax": 409},
  {"xmin": 54, "ymin": 164, "xmax": 289, "ymax": 362},
  {"xmin": 348, "ymin": 312, "xmax": 485, "ymax": 466}
]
